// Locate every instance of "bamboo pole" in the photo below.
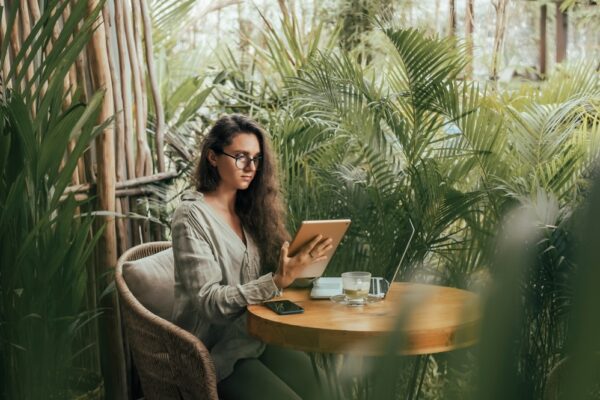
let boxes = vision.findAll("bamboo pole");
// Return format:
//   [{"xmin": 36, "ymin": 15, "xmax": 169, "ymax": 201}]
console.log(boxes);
[
  {"xmin": 9, "ymin": 1, "xmax": 22, "ymax": 90},
  {"xmin": 114, "ymin": 0, "xmax": 136, "ymax": 248},
  {"xmin": 114, "ymin": 0, "xmax": 135, "ymax": 180},
  {"xmin": 58, "ymin": 3, "xmax": 83, "ymax": 185},
  {"xmin": 132, "ymin": 1, "xmax": 148, "ymax": 142},
  {"xmin": 123, "ymin": 0, "xmax": 150, "ymax": 244},
  {"xmin": 122, "ymin": 0, "xmax": 151, "ymax": 178},
  {"xmin": 19, "ymin": 0, "xmax": 35, "ymax": 94},
  {"xmin": 26, "ymin": 0, "xmax": 40, "ymax": 22},
  {"xmin": 49, "ymin": 5, "xmax": 76, "ymax": 176},
  {"xmin": 102, "ymin": 5, "xmax": 129, "ymax": 255},
  {"xmin": 26, "ymin": 0, "xmax": 42, "ymax": 99},
  {"xmin": 65, "ymin": 170, "xmax": 179, "ymax": 195},
  {"xmin": 140, "ymin": 0, "xmax": 166, "ymax": 173},
  {"xmin": 74, "ymin": 14, "xmax": 96, "ymax": 183},
  {"xmin": 0, "ymin": 1, "xmax": 12, "ymax": 90},
  {"xmin": 85, "ymin": 1, "xmax": 127, "ymax": 398},
  {"xmin": 62, "ymin": 2, "xmax": 87, "ymax": 185},
  {"xmin": 64, "ymin": 187, "xmax": 169, "ymax": 202}
]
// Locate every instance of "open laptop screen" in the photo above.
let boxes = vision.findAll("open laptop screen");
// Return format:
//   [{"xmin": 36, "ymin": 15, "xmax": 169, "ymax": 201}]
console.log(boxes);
[{"xmin": 370, "ymin": 218, "xmax": 415, "ymax": 298}]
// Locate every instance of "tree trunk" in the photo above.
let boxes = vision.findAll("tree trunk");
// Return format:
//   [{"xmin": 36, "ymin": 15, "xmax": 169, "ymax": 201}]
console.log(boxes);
[
  {"xmin": 434, "ymin": 0, "xmax": 440, "ymax": 34},
  {"xmin": 85, "ymin": 1, "xmax": 127, "ymax": 399},
  {"xmin": 539, "ymin": 4, "xmax": 547, "ymax": 77},
  {"xmin": 448, "ymin": 0, "xmax": 456, "ymax": 37},
  {"xmin": 556, "ymin": 6, "xmax": 567, "ymax": 63},
  {"xmin": 465, "ymin": 0, "xmax": 474, "ymax": 78},
  {"xmin": 490, "ymin": 0, "xmax": 509, "ymax": 80}
]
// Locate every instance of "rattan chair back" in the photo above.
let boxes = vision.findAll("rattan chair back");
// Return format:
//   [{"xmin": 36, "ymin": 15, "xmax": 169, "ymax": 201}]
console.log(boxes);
[{"xmin": 115, "ymin": 241, "xmax": 218, "ymax": 400}]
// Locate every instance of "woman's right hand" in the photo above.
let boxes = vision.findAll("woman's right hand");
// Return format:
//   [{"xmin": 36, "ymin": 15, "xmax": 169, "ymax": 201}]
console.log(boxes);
[{"xmin": 273, "ymin": 235, "xmax": 333, "ymax": 289}]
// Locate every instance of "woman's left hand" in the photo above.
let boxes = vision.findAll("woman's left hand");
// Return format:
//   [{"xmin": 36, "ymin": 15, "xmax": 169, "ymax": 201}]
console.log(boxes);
[{"xmin": 273, "ymin": 235, "xmax": 333, "ymax": 289}]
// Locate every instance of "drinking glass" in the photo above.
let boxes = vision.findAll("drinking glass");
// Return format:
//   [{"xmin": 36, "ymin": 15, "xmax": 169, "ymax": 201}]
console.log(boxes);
[{"xmin": 341, "ymin": 271, "xmax": 371, "ymax": 304}]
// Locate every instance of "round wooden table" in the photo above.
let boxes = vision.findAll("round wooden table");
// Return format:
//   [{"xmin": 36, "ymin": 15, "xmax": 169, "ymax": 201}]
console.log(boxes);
[{"xmin": 247, "ymin": 282, "xmax": 481, "ymax": 356}]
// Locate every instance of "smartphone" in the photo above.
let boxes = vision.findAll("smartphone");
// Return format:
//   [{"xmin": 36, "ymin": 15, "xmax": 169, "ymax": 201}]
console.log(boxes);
[{"xmin": 263, "ymin": 300, "xmax": 304, "ymax": 315}]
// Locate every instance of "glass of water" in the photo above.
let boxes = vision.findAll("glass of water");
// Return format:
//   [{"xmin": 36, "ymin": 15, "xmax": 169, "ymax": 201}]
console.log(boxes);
[{"xmin": 341, "ymin": 271, "xmax": 371, "ymax": 304}]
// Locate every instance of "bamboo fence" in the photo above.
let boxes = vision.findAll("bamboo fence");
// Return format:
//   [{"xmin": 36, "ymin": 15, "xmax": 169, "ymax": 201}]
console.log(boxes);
[{"xmin": 0, "ymin": 1, "xmax": 185, "ymax": 398}]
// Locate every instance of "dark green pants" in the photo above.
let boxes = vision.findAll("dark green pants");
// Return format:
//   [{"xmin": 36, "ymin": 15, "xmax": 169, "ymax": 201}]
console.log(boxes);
[{"xmin": 217, "ymin": 345, "xmax": 323, "ymax": 400}]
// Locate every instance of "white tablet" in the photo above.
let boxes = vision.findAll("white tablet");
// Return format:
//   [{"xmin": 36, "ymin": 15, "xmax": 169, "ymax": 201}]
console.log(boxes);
[{"xmin": 288, "ymin": 219, "xmax": 351, "ymax": 278}]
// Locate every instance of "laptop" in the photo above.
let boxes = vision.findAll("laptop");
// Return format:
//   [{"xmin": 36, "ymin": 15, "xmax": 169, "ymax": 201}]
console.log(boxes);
[{"xmin": 310, "ymin": 219, "xmax": 415, "ymax": 299}]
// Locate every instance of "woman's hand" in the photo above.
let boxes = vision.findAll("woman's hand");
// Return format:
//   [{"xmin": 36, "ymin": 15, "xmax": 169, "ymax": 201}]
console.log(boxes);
[{"xmin": 273, "ymin": 235, "xmax": 333, "ymax": 289}]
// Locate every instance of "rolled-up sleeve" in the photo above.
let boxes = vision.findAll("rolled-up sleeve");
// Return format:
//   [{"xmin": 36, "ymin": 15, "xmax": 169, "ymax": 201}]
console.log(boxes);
[{"xmin": 172, "ymin": 205, "xmax": 279, "ymax": 324}]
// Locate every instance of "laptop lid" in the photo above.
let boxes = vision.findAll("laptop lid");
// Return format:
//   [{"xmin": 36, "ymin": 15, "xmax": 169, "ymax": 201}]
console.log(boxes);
[{"xmin": 381, "ymin": 218, "xmax": 415, "ymax": 298}]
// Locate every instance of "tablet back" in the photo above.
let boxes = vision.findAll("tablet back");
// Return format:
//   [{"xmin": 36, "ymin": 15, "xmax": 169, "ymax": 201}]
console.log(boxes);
[{"xmin": 288, "ymin": 219, "xmax": 351, "ymax": 278}]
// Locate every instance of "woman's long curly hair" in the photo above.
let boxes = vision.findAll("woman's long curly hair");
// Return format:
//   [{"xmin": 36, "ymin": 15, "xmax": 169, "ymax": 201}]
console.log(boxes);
[{"xmin": 194, "ymin": 114, "xmax": 290, "ymax": 272}]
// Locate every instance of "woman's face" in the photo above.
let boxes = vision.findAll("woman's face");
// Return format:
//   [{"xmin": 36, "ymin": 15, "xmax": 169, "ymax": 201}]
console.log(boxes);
[{"xmin": 209, "ymin": 133, "xmax": 261, "ymax": 191}]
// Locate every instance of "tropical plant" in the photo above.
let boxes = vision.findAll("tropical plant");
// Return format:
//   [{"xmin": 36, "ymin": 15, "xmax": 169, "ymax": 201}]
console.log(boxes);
[
  {"xmin": 241, "ymin": 21, "xmax": 599, "ymax": 398},
  {"xmin": 0, "ymin": 1, "xmax": 107, "ymax": 398},
  {"xmin": 153, "ymin": 5, "xmax": 600, "ymax": 398}
]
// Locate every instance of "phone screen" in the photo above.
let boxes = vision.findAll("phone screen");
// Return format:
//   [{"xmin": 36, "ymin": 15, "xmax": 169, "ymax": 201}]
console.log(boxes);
[{"xmin": 264, "ymin": 300, "xmax": 304, "ymax": 315}]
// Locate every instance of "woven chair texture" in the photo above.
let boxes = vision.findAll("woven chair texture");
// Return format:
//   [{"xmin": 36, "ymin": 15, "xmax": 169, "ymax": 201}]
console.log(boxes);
[{"xmin": 115, "ymin": 242, "xmax": 218, "ymax": 400}]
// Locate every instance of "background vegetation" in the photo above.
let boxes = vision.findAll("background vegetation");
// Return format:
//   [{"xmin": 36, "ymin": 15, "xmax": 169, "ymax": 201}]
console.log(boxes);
[
  {"xmin": 1, "ymin": 0, "xmax": 599, "ymax": 399},
  {"xmin": 151, "ymin": 2, "xmax": 599, "ymax": 399}
]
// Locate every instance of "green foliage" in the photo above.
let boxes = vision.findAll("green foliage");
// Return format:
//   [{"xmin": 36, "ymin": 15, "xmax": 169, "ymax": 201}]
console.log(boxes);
[
  {"xmin": 0, "ymin": 1, "xmax": 107, "ymax": 398},
  {"xmin": 159, "ymin": 8, "xmax": 600, "ymax": 398}
]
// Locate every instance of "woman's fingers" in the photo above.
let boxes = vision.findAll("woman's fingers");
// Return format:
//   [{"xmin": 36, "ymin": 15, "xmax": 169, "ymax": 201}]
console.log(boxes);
[
  {"xmin": 313, "ymin": 255, "xmax": 328, "ymax": 263},
  {"xmin": 316, "ymin": 239, "xmax": 333, "ymax": 253},
  {"xmin": 306, "ymin": 234, "xmax": 323, "ymax": 251},
  {"xmin": 298, "ymin": 234, "xmax": 323, "ymax": 257},
  {"xmin": 308, "ymin": 238, "xmax": 332, "ymax": 258}
]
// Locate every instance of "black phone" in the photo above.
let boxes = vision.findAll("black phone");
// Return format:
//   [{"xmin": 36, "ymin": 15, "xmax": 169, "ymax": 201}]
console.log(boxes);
[{"xmin": 263, "ymin": 300, "xmax": 304, "ymax": 315}]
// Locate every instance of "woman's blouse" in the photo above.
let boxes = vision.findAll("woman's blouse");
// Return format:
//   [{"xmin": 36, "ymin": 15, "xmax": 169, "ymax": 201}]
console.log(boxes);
[{"xmin": 170, "ymin": 190, "xmax": 280, "ymax": 381}]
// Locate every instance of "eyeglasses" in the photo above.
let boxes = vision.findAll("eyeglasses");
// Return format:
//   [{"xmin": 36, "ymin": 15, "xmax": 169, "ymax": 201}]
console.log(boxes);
[{"xmin": 217, "ymin": 150, "xmax": 262, "ymax": 170}]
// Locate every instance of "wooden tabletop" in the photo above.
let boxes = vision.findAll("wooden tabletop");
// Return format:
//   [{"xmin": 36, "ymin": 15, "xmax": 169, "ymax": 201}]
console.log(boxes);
[{"xmin": 247, "ymin": 282, "xmax": 481, "ymax": 356}]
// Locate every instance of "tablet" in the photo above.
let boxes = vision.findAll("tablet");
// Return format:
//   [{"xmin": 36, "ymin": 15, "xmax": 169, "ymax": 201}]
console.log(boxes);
[{"xmin": 288, "ymin": 219, "xmax": 351, "ymax": 278}]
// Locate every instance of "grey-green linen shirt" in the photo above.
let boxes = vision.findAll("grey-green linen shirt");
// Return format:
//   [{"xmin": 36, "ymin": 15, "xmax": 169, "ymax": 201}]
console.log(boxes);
[{"xmin": 170, "ymin": 190, "xmax": 280, "ymax": 381}]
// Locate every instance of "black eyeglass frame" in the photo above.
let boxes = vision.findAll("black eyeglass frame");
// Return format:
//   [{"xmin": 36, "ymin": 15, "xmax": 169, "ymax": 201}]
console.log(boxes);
[{"xmin": 216, "ymin": 150, "xmax": 263, "ymax": 170}]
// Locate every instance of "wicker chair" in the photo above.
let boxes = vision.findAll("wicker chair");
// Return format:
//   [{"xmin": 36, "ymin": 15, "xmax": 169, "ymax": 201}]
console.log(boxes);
[{"xmin": 115, "ymin": 241, "xmax": 218, "ymax": 400}]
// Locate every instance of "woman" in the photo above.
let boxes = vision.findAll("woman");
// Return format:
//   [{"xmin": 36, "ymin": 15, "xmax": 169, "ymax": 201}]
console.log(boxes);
[{"xmin": 171, "ymin": 114, "xmax": 331, "ymax": 399}]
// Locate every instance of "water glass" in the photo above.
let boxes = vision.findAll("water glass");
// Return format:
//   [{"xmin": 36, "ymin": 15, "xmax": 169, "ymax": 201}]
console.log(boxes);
[{"xmin": 341, "ymin": 271, "xmax": 371, "ymax": 304}]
